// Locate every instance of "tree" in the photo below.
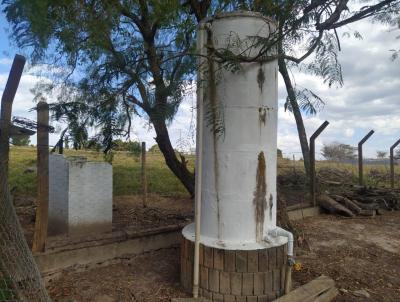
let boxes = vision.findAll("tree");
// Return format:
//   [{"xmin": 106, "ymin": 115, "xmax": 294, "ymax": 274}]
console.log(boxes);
[
  {"xmin": 11, "ymin": 136, "xmax": 30, "ymax": 146},
  {"xmin": 377, "ymin": 150, "xmax": 388, "ymax": 159},
  {"xmin": 114, "ymin": 139, "xmax": 142, "ymax": 156},
  {"xmin": 190, "ymin": 0, "xmax": 399, "ymax": 176},
  {"xmin": 3, "ymin": 0, "xmax": 399, "ymax": 196},
  {"xmin": 3, "ymin": 0, "xmax": 197, "ymax": 196},
  {"xmin": 321, "ymin": 142, "xmax": 356, "ymax": 162}
]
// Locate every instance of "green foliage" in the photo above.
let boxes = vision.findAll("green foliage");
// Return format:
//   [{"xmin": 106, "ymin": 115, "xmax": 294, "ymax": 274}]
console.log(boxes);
[
  {"xmin": 285, "ymin": 87, "xmax": 325, "ymax": 116},
  {"xmin": 377, "ymin": 151, "xmax": 388, "ymax": 159},
  {"xmin": 9, "ymin": 146, "xmax": 193, "ymax": 197},
  {"xmin": 114, "ymin": 139, "xmax": 141, "ymax": 157},
  {"xmin": 0, "ymin": 277, "xmax": 16, "ymax": 300},
  {"xmin": 3, "ymin": 0, "xmax": 197, "ymax": 154},
  {"xmin": 148, "ymin": 144, "xmax": 161, "ymax": 153},
  {"xmin": 11, "ymin": 136, "xmax": 31, "ymax": 146},
  {"xmin": 321, "ymin": 142, "xmax": 357, "ymax": 162}
]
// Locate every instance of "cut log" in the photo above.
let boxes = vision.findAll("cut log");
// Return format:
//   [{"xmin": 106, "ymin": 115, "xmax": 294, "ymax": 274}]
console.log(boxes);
[
  {"xmin": 318, "ymin": 195, "xmax": 355, "ymax": 217},
  {"xmin": 320, "ymin": 180, "xmax": 342, "ymax": 186},
  {"xmin": 352, "ymin": 200, "xmax": 379, "ymax": 210},
  {"xmin": 330, "ymin": 195, "xmax": 362, "ymax": 214},
  {"xmin": 274, "ymin": 275, "xmax": 338, "ymax": 302}
]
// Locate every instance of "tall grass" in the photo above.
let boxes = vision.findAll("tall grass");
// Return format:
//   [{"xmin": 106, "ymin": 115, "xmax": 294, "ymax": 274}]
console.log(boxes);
[
  {"xmin": 9, "ymin": 146, "xmax": 194, "ymax": 197},
  {"xmin": 9, "ymin": 146, "xmax": 400, "ymax": 197}
]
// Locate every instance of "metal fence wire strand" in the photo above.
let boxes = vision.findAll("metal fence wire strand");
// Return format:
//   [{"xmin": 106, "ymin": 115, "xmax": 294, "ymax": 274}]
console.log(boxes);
[{"xmin": 0, "ymin": 173, "xmax": 51, "ymax": 302}]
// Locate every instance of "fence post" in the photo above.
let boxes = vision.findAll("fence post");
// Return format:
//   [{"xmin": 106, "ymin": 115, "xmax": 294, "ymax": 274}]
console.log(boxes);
[
  {"xmin": 310, "ymin": 121, "xmax": 329, "ymax": 206},
  {"xmin": 390, "ymin": 138, "xmax": 400, "ymax": 188},
  {"xmin": 0, "ymin": 54, "xmax": 25, "ymax": 179},
  {"xmin": 141, "ymin": 141, "xmax": 147, "ymax": 208},
  {"xmin": 358, "ymin": 130, "xmax": 374, "ymax": 186},
  {"xmin": 0, "ymin": 55, "xmax": 51, "ymax": 301},
  {"xmin": 32, "ymin": 102, "xmax": 50, "ymax": 253},
  {"xmin": 292, "ymin": 154, "xmax": 296, "ymax": 174}
]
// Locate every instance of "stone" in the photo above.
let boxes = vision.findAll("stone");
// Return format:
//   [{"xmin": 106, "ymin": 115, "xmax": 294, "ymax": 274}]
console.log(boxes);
[{"xmin": 353, "ymin": 289, "xmax": 370, "ymax": 298}]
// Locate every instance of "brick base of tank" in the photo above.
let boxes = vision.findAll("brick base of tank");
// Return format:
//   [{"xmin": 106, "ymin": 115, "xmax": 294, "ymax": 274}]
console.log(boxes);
[{"xmin": 180, "ymin": 236, "xmax": 288, "ymax": 302}]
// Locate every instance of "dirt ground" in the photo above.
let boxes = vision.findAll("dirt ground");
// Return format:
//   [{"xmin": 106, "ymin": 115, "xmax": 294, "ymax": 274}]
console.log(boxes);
[
  {"xmin": 112, "ymin": 194, "xmax": 193, "ymax": 230},
  {"xmin": 47, "ymin": 248, "xmax": 188, "ymax": 302},
  {"xmin": 14, "ymin": 194, "xmax": 193, "ymax": 247},
  {"xmin": 293, "ymin": 211, "xmax": 400, "ymax": 302},
  {"xmin": 43, "ymin": 209, "xmax": 400, "ymax": 302}
]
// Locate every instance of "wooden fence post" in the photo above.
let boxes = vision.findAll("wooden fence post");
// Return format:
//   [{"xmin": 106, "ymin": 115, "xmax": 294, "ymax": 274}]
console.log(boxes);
[
  {"xmin": 32, "ymin": 101, "xmax": 49, "ymax": 253},
  {"xmin": 0, "ymin": 55, "xmax": 26, "ymax": 181},
  {"xmin": 141, "ymin": 142, "xmax": 147, "ymax": 208}
]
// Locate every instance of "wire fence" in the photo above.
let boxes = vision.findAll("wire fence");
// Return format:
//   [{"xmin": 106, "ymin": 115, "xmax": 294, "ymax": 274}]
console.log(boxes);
[
  {"xmin": 1, "ymin": 54, "xmax": 50, "ymax": 301},
  {"xmin": 0, "ymin": 180, "xmax": 50, "ymax": 301},
  {"xmin": 281, "ymin": 151, "xmax": 400, "ymax": 189}
]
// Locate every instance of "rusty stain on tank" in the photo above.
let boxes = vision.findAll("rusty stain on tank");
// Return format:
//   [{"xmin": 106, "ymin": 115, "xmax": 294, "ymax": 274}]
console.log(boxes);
[
  {"xmin": 259, "ymin": 107, "xmax": 267, "ymax": 126},
  {"xmin": 269, "ymin": 193, "xmax": 273, "ymax": 221},
  {"xmin": 257, "ymin": 66, "xmax": 265, "ymax": 92},
  {"xmin": 253, "ymin": 151, "xmax": 267, "ymax": 242}
]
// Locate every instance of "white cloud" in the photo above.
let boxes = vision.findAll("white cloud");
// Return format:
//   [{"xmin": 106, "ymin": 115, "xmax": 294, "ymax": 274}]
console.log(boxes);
[
  {"xmin": 0, "ymin": 58, "xmax": 13, "ymax": 65},
  {"xmin": 1, "ymin": 19, "xmax": 398, "ymax": 159}
]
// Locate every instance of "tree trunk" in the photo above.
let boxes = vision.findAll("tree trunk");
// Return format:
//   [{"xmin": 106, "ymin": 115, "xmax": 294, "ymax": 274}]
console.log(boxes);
[
  {"xmin": 278, "ymin": 57, "xmax": 311, "ymax": 176},
  {"xmin": 152, "ymin": 117, "xmax": 195, "ymax": 197}
]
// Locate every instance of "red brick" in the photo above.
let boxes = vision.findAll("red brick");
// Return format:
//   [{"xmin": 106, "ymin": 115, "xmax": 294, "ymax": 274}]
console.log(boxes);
[
  {"xmin": 220, "ymin": 271, "xmax": 231, "ymax": 294},
  {"xmin": 264, "ymin": 270, "xmax": 273, "ymax": 294},
  {"xmin": 236, "ymin": 251, "xmax": 248, "ymax": 272},
  {"xmin": 214, "ymin": 248, "xmax": 224, "ymax": 270},
  {"xmin": 204, "ymin": 246, "xmax": 214, "ymax": 268},
  {"xmin": 200, "ymin": 266, "xmax": 209, "ymax": 289},
  {"xmin": 242, "ymin": 273, "xmax": 254, "ymax": 296},
  {"xmin": 276, "ymin": 245, "xmax": 285, "ymax": 267},
  {"xmin": 230, "ymin": 272, "xmax": 242, "ymax": 296},
  {"xmin": 247, "ymin": 250, "xmax": 258, "ymax": 273},
  {"xmin": 223, "ymin": 294, "xmax": 236, "ymax": 302},
  {"xmin": 202, "ymin": 288, "xmax": 212, "ymax": 300},
  {"xmin": 224, "ymin": 250, "xmax": 236, "ymax": 272},
  {"xmin": 213, "ymin": 293, "xmax": 224, "ymax": 302},
  {"xmin": 268, "ymin": 247, "xmax": 277, "ymax": 270},
  {"xmin": 280, "ymin": 267, "xmax": 286, "ymax": 290},
  {"xmin": 254, "ymin": 272, "xmax": 264, "ymax": 295},
  {"xmin": 257, "ymin": 295, "xmax": 268, "ymax": 302},
  {"xmin": 258, "ymin": 249, "xmax": 268, "ymax": 272},
  {"xmin": 199, "ymin": 244, "xmax": 204, "ymax": 265},
  {"xmin": 272, "ymin": 269, "xmax": 280, "ymax": 292},
  {"xmin": 187, "ymin": 240, "xmax": 194, "ymax": 261},
  {"xmin": 224, "ymin": 295, "xmax": 236, "ymax": 302},
  {"xmin": 209, "ymin": 268, "xmax": 220, "ymax": 292}
]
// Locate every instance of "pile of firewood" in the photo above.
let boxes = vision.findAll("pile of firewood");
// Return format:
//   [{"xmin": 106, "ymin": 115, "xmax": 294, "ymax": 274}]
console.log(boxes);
[{"xmin": 318, "ymin": 187, "xmax": 400, "ymax": 217}]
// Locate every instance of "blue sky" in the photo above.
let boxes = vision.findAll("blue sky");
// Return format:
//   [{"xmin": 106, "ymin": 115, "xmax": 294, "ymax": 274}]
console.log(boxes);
[
  {"xmin": 0, "ymin": 11, "xmax": 14, "ymax": 72},
  {"xmin": 0, "ymin": 9, "xmax": 399, "ymax": 159}
]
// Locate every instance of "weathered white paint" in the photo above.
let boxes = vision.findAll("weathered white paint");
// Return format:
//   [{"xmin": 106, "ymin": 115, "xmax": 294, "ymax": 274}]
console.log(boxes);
[
  {"xmin": 183, "ymin": 11, "xmax": 284, "ymax": 249},
  {"xmin": 49, "ymin": 154, "xmax": 112, "ymax": 235}
]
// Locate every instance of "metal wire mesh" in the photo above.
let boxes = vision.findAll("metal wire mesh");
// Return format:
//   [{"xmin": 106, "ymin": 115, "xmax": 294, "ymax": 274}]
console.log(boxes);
[{"xmin": 0, "ymin": 172, "xmax": 50, "ymax": 301}]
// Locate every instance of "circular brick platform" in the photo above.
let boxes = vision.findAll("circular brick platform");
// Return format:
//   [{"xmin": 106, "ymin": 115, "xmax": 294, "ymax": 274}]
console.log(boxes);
[{"xmin": 180, "ymin": 237, "xmax": 288, "ymax": 302}]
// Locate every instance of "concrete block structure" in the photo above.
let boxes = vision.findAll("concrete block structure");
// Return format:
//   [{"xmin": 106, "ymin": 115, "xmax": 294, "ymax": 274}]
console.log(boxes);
[{"xmin": 48, "ymin": 154, "xmax": 113, "ymax": 236}]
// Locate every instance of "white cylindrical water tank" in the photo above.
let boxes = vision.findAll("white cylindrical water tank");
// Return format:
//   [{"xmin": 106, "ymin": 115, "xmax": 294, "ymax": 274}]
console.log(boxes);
[{"xmin": 184, "ymin": 11, "xmax": 283, "ymax": 250}]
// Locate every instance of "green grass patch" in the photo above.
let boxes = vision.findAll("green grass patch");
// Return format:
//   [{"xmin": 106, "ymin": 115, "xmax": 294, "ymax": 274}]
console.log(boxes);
[
  {"xmin": 9, "ymin": 146, "xmax": 399, "ymax": 197},
  {"xmin": 9, "ymin": 146, "xmax": 193, "ymax": 197}
]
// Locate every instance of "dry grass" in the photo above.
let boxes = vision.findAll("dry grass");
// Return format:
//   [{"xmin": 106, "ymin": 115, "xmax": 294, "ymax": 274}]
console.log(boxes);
[{"xmin": 9, "ymin": 146, "xmax": 400, "ymax": 197}]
